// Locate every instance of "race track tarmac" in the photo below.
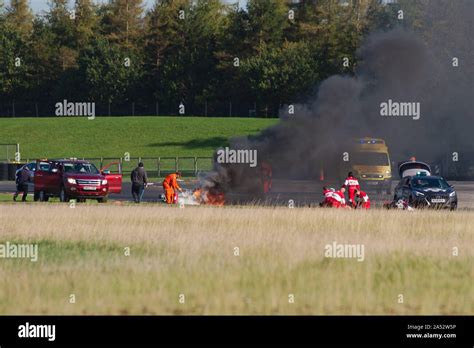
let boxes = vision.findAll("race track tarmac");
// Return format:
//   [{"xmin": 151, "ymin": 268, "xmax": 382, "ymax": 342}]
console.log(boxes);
[{"xmin": 1, "ymin": 179, "xmax": 474, "ymax": 209}]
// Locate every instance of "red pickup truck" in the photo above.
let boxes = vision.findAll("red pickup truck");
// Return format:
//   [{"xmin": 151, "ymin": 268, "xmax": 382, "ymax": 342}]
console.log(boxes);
[{"xmin": 34, "ymin": 159, "xmax": 122, "ymax": 203}]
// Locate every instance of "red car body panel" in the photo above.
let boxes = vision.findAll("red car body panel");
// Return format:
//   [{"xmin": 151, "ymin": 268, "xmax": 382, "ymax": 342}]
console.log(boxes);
[{"xmin": 100, "ymin": 161, "xmax": 123, "ymax": 194}]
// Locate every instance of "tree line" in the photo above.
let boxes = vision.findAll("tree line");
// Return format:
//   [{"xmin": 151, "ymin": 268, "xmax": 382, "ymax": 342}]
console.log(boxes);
[{"xmin": 0, "ymin": 0, "xmax": 405, "ymax": 117}]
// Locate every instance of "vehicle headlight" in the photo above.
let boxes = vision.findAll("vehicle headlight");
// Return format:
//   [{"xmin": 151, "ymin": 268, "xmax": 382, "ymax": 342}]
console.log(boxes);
[
  {"xmin": 385, "ymin": 170, "xmax": 390, "ymax": 174},
  {"xmin": 414, "ymin": 191, "xmax": 425, "ymax": 196},
  {"xmin": 67, "ymin": 178, "xmax": 76, "ymax": 184},
  {"xmin": 101, "ymin": 179, "xmax": 108, "ymax": 185},
  {"xmin": 449, "ymin": 191, "xmax": 456, "ymax": 197}
]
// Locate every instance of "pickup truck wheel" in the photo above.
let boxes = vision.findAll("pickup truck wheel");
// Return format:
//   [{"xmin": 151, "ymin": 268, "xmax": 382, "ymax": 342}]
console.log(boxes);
[
  {"xmin": 34, "ymin": 192, "xmax": 40, "ymax": 202},
  {"xmin": 97, "ymin": 197, "xmax": 108, "ymax": 203},
  {"xmin": 59, "ymin": 187, "xmax": 69, "ymax": 202}
]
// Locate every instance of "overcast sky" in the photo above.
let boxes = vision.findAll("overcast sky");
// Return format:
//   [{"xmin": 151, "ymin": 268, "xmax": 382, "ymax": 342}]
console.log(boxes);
[{"xmin": 5, "ymin": 0, "xmax": 247, "ymax": 14}]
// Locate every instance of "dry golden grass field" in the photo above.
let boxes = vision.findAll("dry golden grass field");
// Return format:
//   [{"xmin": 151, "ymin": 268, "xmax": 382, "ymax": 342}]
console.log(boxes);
[{"xmin": 0, "ymin": 203, "xmax": 472, "ymax": 315}]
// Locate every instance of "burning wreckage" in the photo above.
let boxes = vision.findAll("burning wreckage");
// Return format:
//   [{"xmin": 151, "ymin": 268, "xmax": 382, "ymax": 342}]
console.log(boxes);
[
  {"xmin": 171, "ymin": 24, "xmax": 468, "ymax": 211},
  {"xmin": 176, "ymin": 158, "xmax": 457, "ymax": 211},
  {"xmin": 173, "ymin": 153, "xmax": 273, "ymax": 207},
  {"xmin": 179, "ymin": 187, "xmax": 225, "ymax": 206}
]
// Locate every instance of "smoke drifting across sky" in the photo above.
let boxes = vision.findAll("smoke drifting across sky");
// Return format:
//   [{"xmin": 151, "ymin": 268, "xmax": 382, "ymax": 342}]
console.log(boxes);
[{"xmin": 232, "ymin": 0, "xmax": 474, "ymax": 180}]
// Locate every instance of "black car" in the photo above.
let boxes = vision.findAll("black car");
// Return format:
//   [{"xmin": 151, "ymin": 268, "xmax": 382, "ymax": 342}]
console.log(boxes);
[{"xmin": 394, "ymin": 174, "xmax": 457, "ymax": 210}]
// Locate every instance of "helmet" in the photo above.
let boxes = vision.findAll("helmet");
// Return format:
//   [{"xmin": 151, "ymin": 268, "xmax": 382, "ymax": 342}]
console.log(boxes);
[{"xmin": 396, "ymin": 199, "xmax": 406, "ymax": 209}]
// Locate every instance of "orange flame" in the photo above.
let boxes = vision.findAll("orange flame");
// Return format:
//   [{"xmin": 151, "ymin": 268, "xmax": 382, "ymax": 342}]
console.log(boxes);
[{"xmin": 193, "ymin": 188, "xmax": 225, "ymax": 206}]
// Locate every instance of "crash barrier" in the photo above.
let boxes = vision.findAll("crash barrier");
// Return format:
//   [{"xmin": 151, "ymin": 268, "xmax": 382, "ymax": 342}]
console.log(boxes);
[
  {"xmin": 16, "ymin": 157, "xmax": 214, "ymax": 179},
  {"xmin": 0, "ymin": 144, "xmax": 22, "ymax": 180},
  {"xmin": 0, "ymin": 144, "xmax": 20, "ymax": 162},
  {"xmin": 95, "ymin": 157, "xmax": 214, "ymax": 178},
  {"xmin": 0, "ymin": 101, "xmax": 280, "ymax": 118},
  {"xmin": 0, "ymin": 162, "xmax": 22, "ymax": 181},
  {"xmin": 0, "ymin": 162, "xmax": 8, "ymax": 180}
]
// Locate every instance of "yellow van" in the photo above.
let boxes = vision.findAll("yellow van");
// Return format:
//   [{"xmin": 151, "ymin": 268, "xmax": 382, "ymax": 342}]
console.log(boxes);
[{"xmin": 345, "ymin": 138, "xmax": 392, "ymax": 194}]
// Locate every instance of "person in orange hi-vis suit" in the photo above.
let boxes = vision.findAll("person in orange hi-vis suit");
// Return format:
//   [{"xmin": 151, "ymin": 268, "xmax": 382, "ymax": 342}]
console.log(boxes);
[{"xmin": 162, "ymin": 172, "xmax": 183, "ymax": 204}]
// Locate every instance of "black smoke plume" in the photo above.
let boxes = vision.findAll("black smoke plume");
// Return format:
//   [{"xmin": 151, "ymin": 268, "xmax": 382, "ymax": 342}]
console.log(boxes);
[{"xmin": 209, "ymin": 0, "xmax": 473, "ymax": 194}]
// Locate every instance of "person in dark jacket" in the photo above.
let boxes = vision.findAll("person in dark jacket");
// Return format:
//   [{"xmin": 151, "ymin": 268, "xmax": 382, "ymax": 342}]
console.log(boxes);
[
  {"xmin": 13, "ymin": 166, "xmax": 30, "ymax": 202},
  {"xmin": 131, "ymin": 162, "xmax": 148, "ymax": 203}
]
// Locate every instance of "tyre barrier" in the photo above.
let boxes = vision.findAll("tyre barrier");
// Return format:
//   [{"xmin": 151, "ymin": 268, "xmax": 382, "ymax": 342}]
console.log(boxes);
[
  {"xmin": 8, "ymin": 163, "xmax": 22, "ymax": 181},
  {"xmin": 0, "ymin": 162, "xmax": 9, "ymax": 181},
  {"xmin": 0, "ymin": 162, "xmax": 22, "ymax": 181}
]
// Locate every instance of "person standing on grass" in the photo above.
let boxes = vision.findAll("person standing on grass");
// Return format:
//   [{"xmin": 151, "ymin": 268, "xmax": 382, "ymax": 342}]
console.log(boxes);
[
  {"xmin": 13, "ymin": 166, "xmax": 30, "ymax": 202},
  {"xmin": 162, "ymin": 172, "xmax": 183, "ymax": 204},
  {"xmin": 131, "ymin": 162, "xmax": 148, "ymax": 203}
]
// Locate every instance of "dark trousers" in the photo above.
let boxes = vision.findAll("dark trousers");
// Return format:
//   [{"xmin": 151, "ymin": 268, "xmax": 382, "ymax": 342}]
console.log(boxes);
[
  {"xmin": 131, "ymin": 183, "xmax": 145, "ymax": 203},
  {"xmin": 14, "ymin": 183, "xmax": 28, "ymax": 201}
]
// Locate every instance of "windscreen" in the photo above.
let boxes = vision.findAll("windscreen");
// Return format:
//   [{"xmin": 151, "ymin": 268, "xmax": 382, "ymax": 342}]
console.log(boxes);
[
  {"xmin": 38, "ymin": 162, "xmax": 51, "ymax": 171},
  {"xmin": 64, "ymin": 162, "xmax": 100, "ymax": 174},
  {"xmin": 351, "ymin": 152, "xmax": 389, "ymax": 166},
  {"xmin": 411, "ymin": 178, "xmax": 450, "ymax": 189}
]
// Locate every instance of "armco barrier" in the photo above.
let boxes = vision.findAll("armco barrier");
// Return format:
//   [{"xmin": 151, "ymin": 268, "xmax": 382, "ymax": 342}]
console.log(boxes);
[
  {"xmin": 7, "ymin": 163, "xmax": 21, "ymax": 180},
  {"xmin": 0, "ymin": 156, "xmax": 215, "ymax": 181},
  {"xmin": 86, "ymin": 157, "xmax": 214, "ymax": 178},
  {"xmin": 0, "ymin": 162, "xmax": 9, "ymax": 181}
]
